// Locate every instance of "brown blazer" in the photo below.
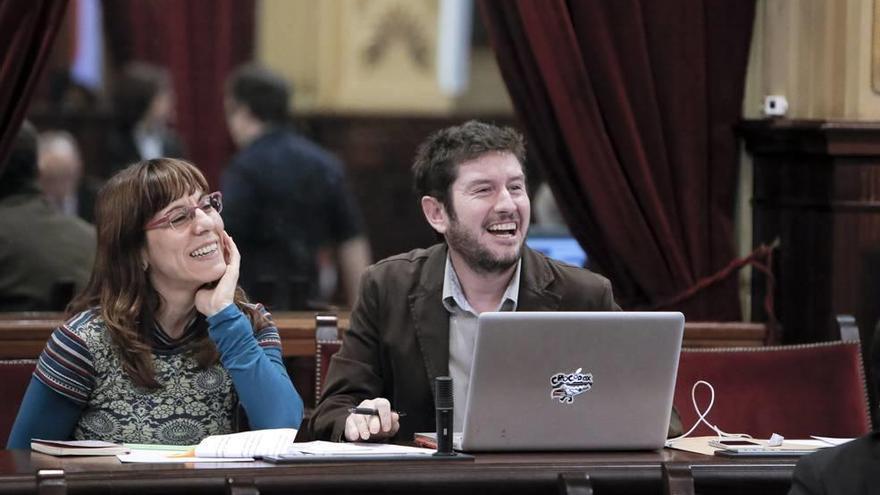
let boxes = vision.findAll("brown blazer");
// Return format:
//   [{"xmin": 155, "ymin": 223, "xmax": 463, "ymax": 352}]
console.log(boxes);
[{"xmin": 308, "ymin": 243, "xmax": 625, "ymax": 441}]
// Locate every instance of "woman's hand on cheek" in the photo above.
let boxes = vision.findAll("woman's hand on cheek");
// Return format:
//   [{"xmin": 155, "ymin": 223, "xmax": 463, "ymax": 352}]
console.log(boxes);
[{"xmin": 195, "ymin": 231, "xmax": 240, "ymax": 317}]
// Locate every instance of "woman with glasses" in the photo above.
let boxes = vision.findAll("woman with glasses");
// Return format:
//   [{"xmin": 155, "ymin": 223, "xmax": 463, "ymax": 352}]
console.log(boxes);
[{"xmin": 7, "ymin": 158, "xmax": 303, "ymax": 448}]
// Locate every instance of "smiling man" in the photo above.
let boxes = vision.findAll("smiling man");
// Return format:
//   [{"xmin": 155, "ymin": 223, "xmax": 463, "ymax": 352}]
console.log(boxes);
[{"xmin": 308, "ymin": 121, "xmax": 620, "ymax": 442}]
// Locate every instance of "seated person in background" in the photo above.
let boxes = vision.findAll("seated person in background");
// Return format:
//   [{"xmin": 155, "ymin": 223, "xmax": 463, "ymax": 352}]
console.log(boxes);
[
  {"xmin": 6, "ymin": 158, "xmax": 303, "ymax": 449},
  {"xmin": 308, "ymin": 121, "xmax": 645, "ymax": 443},
  {"xmin": 105, "ymin": 62, "xmax": 185, "ymax": 175},
  {"xmin": 37, "ymin": 130, "xmax": 101, "ymax": 223},
  {"xmin": 0, "ymin": 121, "xmax": 95, "ymax": 311}
]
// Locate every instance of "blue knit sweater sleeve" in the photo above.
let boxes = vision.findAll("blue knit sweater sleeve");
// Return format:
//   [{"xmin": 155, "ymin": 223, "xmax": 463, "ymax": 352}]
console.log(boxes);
[
  {"xmin": 6, "ymin": 377, "xmax": 82, "ymax": 449},
  {"xmin": 206, "ymin": 304, "xmax": 303, "ymax": 429}
]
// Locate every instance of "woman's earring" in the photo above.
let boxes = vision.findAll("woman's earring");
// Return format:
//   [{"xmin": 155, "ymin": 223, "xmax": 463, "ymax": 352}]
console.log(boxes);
[{"xmin": 142, "ymin": 260, "xmax": 149, "ymax": 271}]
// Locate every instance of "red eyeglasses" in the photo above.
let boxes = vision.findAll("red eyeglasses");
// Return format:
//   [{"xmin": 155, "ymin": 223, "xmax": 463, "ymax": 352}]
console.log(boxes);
[{"xmin": 144, "ymin": 192, "xmax": 223, "ymax": 231}]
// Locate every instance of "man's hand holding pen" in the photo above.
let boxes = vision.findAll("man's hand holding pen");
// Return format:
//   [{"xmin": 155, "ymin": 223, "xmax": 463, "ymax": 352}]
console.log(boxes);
[{"xmin": 344, "ymin": 397, "xmax": 402, "ymax": 442}]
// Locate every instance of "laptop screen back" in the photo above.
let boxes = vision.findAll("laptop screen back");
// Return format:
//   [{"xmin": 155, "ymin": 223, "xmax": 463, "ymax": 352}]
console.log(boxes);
[{"xmin": 460, "ymin": 311, "xmax": 684, "ymax": 451}]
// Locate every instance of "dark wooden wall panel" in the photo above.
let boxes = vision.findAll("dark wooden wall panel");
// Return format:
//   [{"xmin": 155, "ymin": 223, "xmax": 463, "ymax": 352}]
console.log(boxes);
[
  {"xmin": 741, "ymin": 120, "xmax": 880, "ymax": 347},
  {"xmin": 739, "ymin": 120, "xmax": 880, "ymax": 430},
  {"xmin": 741, "ymin": 120, "xmax": 880, "ymax": 426}
]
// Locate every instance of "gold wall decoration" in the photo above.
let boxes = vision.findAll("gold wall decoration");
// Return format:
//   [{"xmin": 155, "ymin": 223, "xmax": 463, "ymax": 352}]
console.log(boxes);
[
  {"xmin": 362, "ymin": 5, "xmax": 431, "ymax": 72},
  {"xmin": 257, "ymin": 0, "xmax": 512, "ymax": 114},
  {"xmin": 316, "ymin": 0, "xmax": 447, "ymax": 112}
]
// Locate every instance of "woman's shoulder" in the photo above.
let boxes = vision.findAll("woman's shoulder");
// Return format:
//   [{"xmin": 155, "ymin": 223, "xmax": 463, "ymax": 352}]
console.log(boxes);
[
  {"xmin": 39, "ymin": 309, "xmax": 106, "ymax": 370},
  {"xmin": 59, "ymin": 307, "xmax": 106, "ymax": 338}
]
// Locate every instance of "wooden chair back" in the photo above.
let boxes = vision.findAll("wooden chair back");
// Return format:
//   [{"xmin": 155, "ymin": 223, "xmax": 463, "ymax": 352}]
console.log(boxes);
[
  {"xmin": 673, "ymin": 340, "xmax": 872, "ymax": 438},
  {"xmin": 314, "ymin": 315, "xmax": 342, "ymax": 405}
]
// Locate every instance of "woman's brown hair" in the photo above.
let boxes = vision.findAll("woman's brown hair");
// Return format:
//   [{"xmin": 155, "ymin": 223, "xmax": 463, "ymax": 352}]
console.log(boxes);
[{"xmin": 69, "ymin": 158, "xmax": 267, "ymax": 389}]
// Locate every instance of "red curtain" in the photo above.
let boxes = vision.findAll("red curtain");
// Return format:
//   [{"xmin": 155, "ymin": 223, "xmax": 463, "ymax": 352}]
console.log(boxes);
[
  {"xmin": 102, "ymin": 0, "xmax": 255, "ymax": 188},
  {"xmin": 0, "ymin": 0, "xmax": 68, "ymax": 176},
  {"xmin": 479, "ymin": 0, "xmax": 756, "ymax": 320}
]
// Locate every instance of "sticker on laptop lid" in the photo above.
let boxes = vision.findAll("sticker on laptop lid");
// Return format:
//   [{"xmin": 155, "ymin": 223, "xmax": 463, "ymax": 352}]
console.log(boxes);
[{"xmin": 550, "ymin": 368, "xmax": 593, "ymax": 404}]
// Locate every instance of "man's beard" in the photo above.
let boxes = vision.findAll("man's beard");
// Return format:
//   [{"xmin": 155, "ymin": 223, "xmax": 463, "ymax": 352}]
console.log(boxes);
[{"xmin": 445, "ymin": 220, "xmax": 522, "ymax": 274}]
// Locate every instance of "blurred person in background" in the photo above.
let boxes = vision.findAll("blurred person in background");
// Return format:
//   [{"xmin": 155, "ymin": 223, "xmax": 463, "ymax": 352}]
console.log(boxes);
[
  {"xmin": 222, "ymin": 63, "xmax": 369, "ymax": 310},
  {"xmin": 37, "ymin": 130, "xmax": 101, "ymax": 223},
  {"xmin": 0, "ymin": 121, "xmax": 96, "ymax": 311},
  {"xmin": 105, "ymin": 62, "xmax": 185, "ymax": 174}
]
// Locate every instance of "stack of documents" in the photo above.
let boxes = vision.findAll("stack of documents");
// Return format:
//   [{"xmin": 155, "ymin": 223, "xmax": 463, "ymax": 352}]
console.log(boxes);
[
  {"xmin": 263, "ymin": 441, "xmax": 437, "ymax": 463},
  {"xmin": 116, "ymin": 430, "xmax": 436, "ymax": 464},
  {"xmin": 118, "ymin": 428, "xmax": 298, "ymax": 463},
  {"xmin": 284, "ymin": 441, "xmax": 434, "ymax": 456}
]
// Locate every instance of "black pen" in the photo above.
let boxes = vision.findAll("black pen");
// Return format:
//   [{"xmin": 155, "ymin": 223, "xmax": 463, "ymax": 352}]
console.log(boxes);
[{"xmin": 348, "ymin": 407, "xmax": 407, "ymax": 417}]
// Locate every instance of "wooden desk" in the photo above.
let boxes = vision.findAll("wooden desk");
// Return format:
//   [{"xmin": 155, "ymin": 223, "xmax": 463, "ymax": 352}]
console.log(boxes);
[
  {"xmin": 0, "ymin": 313, "xmax": 765, "ymax": 359},
  {"xmin": 0, "ymin": 448, "xmax": 795, "ymax": 495}
]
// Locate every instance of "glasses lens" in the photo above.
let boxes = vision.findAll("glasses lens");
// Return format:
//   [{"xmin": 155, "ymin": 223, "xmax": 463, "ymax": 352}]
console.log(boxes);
[
  {"xmin": 168, "ymin": 208, "xmax": 192, "ymax": 230},
  {"xmin": 209, "ymin": 193, "xmax": 222, "ymax": 213}
]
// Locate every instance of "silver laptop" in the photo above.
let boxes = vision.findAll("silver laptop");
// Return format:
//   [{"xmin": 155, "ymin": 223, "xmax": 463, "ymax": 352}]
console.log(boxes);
[{"xmin": 454, "ymin": 311, "xmax": 684, "ymax": 451}]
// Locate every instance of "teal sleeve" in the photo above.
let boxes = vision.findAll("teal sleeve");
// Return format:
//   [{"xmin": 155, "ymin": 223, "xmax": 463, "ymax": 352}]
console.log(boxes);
[
  {"xmin": 206, "ymin": 304, "xmax": 303, "ymax": 429},
  {"xmin": 6, "ymin": 377, "xmax": 82, "ymax": 449}
]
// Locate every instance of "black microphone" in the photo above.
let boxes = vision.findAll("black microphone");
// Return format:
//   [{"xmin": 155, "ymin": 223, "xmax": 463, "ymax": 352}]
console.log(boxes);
[{"xmin": 433, "ymin": 376, "xmax": 454, "ymax": 456}]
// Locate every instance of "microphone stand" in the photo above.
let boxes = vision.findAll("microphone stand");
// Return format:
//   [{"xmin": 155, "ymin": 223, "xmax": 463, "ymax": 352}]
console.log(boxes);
[{"xmin": 434, "ymin": 376, "xmax": 456, "ymax": 457}]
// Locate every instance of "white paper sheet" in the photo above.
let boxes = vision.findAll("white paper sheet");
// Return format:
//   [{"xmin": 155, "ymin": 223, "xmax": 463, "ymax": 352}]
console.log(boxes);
[
  {"xmin": 810, "ymin": 436, "xmax": 855, "ymax": 446},
  {"xmin": 286, "ymin": 441, "xmax": 435, "ymax": 456},
  {"xmin": 194, "ymin": 428, "xmax": 298, "ymax": 457}
]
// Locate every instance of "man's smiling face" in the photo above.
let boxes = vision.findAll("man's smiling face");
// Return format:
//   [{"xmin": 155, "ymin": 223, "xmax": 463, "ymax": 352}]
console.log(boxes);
[{"xmin": 440, "ymin": 151, "xmax": 530, "ymax": 274}]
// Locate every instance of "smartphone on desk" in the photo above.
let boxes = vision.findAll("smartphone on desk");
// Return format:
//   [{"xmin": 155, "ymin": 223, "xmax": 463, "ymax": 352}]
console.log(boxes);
[
  {"xmin": 708, "ymin": 439, "xmax": 763, "ymax": 451},
  {"xmin": 714, "ymin": 448, "xmax": 815, "ymax": 457},
  {"xmin": 709, "ymin": 439, "xmax": 815, "ymax": 457}
]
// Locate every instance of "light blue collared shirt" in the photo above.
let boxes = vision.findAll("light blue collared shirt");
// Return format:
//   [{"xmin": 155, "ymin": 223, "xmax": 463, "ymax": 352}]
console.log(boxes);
[{"xmin": 442, "ymin": 255, "xmax": 521, "ymax": 430}]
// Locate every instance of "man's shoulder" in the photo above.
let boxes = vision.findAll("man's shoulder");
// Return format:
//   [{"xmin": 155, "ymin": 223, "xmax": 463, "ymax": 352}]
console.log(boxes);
[
  {"xmin": 525, "ymin": 247, "xmax": 611, "ymax": 288},
  {"xmin": 0, "ymin": 195, "xmax": 95, "ymax": 243},
  {"xmin": 521, "ymin": 247, "xmax": 616, "ymax": 310},
  {"xmin": 363, "ymin": 245, "xmax": 443, "ymax": 284},
  {"xmin": 375, "ymin": 245, "xmax": 440, "ymax": 264},
  {"xmin": 370, "ymin": 245, "xmax": 440, "ymax": 270},
  {"xmin": 46, "ymin": 213, "xmax": 96, "ymax": 246}
]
